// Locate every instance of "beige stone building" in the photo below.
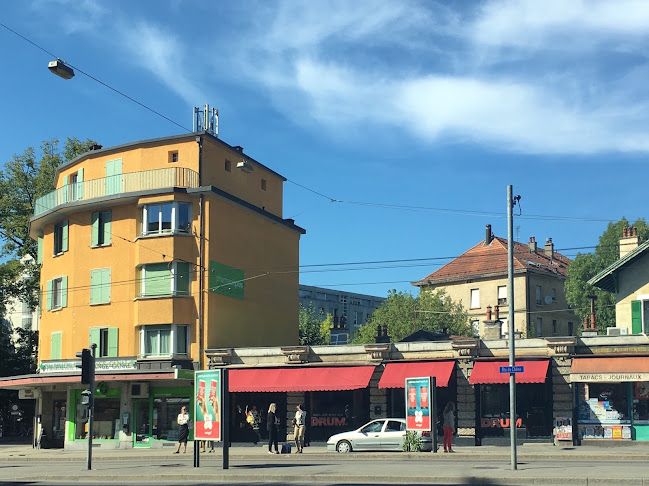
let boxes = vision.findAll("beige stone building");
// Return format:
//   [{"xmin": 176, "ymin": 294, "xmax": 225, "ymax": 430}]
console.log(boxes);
[{"xmin": 413, "ymin": 225, "xmax": 577, "ymax": 338}]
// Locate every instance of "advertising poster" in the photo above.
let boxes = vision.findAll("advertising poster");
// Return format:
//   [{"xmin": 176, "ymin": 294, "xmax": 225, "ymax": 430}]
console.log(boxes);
[
  {"xmin": 405, "ymin": 376, "xmax": 432, "ymax": 431},
  {"xmin": 194, "ymin": 369, "xmax": 221, "ymax": 441}
]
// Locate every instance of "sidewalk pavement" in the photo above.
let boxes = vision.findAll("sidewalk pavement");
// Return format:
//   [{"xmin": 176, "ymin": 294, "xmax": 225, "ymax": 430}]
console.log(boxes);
[{"xmin": 2, "ymin": 440, "xmax": 649, "ymax": 461}]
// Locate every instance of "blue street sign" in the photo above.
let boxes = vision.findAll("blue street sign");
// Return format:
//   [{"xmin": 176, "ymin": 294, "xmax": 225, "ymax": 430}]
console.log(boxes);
[{"xmin": 499, "ymin": 366, "xmax": 524, "ymax": 373}]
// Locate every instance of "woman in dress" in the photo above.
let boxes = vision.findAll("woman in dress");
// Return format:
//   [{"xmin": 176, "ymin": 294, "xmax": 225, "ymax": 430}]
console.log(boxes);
[
  {"xmin": 175, "ymin": 406, "xmax": 189, "ymax": 453},
  {"xmin": 267, "ymin": 403, "xmax": 279, "ymax": 454}
]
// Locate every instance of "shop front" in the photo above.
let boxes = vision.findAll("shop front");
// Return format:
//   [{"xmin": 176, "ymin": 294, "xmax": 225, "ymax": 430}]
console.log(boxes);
[
  {"xmin": 571, "ymin": 356, "xmax": 649, "ymax": 441},
  {"xmin": 377, "ymin": 360, "xmax": 456, "ymax": 420},
  {"xmin": 470, "ymin": 360, "xmax": 552, "ymax": 443},
  {"xmin": 228, "ymin": 366, "xmax": 375, "ymax": 442}
]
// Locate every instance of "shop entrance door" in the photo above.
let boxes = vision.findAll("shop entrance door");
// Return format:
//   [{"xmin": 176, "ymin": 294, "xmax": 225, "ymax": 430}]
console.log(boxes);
[{"xmin": 134, "ymin": 400, "xmax": 151, "ymax": 447}]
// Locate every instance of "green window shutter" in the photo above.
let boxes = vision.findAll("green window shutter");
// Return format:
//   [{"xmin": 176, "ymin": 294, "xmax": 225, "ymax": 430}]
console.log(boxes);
[
  {"xmin": 176, "ymin": 262, "xmax": 190, "ymax": 295},
  {"xmin": 89, "ymin": 327, "xmax": 101, "ymax": 349},
  {"xmin": 51, "ymin": 332, "xmax": 61, "ymax": 360},
  {"xmin": 77, "ymin": 168, "xmax": 83, "ymax": 199},
  {"xmin": 631, "ymin": 300, "xmax": 642, "ymax": 334},
  {"xmin": 37, "ymin": 235, "xmax": 43, "ymax": 264},
  {"xmin": 90, "ymin": 269, "xmax": 101, "ymax": 304},
  {"xmin": 102, "ymin": 268, "xmax": 111, "ymax": 303},
  {"xmin": 91, "ymin": 212, "xmax": 99, "ymax": 246},
  {"xmin": 108, "ymin": 328, "xmax": 119, "ymax": 357},
  {"xmin": 61, "ymin": 275, "xmax": 68, "ymax": 308},
  {"xmin": 46, "ymin": 279, "xmax": 52, "ymax": 311},
  {"xmin": 102, "ymin": 210, "xmax": 111, "ymax": 244},
  {"xmin": 61, "ymin": 220, "xmax": 69, "ymax": 252},
  {"xmin": 143, "ymin": 263, "xmax": 172, "ymax": 296}
]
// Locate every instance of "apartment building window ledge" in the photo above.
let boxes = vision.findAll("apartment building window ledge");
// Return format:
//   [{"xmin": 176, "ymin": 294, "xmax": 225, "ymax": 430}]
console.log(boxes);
[
  {"xmin": 135, "ymin": 232, "xmax": 194, "ymax": 241},
  {"xmin": 90, "ymin": 243, "xmax": 113, "ymax": 249},
  {"xmin": 89, "ymin": 302, "xmax": 111, "ymax": 307},
  {"xmin": 134, "ymin": 294, "xmax": 192, "ymax": 301},
  {"xmin": 138, "ymin": 354, "xmax": 189, "ymax": 360}
]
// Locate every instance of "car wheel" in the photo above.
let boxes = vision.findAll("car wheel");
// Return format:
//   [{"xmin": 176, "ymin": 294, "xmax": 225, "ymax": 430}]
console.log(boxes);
[{"xmin": 336, "ymin": 440, "xmax": 352, "ymax": 453}]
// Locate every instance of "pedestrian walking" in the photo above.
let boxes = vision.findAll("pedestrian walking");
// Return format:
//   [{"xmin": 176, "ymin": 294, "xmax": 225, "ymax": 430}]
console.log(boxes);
[
  {"xmin": 267, "ymin": 403, "xmax": 280, "ymax": 454},
  {"xmin": 293, "ymin": 404, "xmax": 306, "ymax": 453},
  {"xmin": 175, "ymin": 406, "xmax": 190, "ymax": 454},
  {"xmin": 442, "ymin": 402, "xmax": 456, "ymax": 453}
]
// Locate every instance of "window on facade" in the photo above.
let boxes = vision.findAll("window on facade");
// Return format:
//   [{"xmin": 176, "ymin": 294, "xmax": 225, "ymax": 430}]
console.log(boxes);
[
  {"xmin": 53, "ymin": 220, "xmax": 68, "ymax": 255},
  {"xmin": 299, "ymin": 289, "xmax": 312, "ymax": 298},
  {"xmin": 353, "ymin": 311, "xmax": 364, "ymax": 327},
  {"xmin": 140, "ymin": 262, "xmax": 190, "ymax": 297},
  {"xmin": 536, "ymin": 317, "xmax": 543, "ymax": 336},
  {"xmin": 472, "ymin": 320, "xmax": 480, "ymax": 337},
  {"xmin": 225, "ymin": 159, "xmax": 231, "ymax": 172},
  {"xmin": 91, "ymin": 211, "xmax": 111, "ymax": 247},
  {"xmin": 90, "ymin": 268, "xmax": 111, "ymax": 304},
  {"xmin": 75, "ymin": 392, "xmax": 120, "ymax": 440},
  {"xmin": 470, "ymin": 289, "xmax": 480, "ymax": 309},
  {"xmin": 261, "ymin": 178, "xmax": 267, "ymax": 191},
  {"xmin": 90, "ymin": 327, "xmax": 118, "ymax": 358},
  {"xmin": 140, "ymin": 325, "xmax": 188, "ymax": 356},
  {"xmin": 536, "ymin": 285, "xmax": 542, "ymax": 305},
  {"xmin": 169, "ymin": 150, "xmax": 179, "ymax": 163},
  {"xmin": 552, "ymin": 288, "xmax": 557, "ymax": 302},
  {"xmin": 498, "ymin": 285, "xmax": 507, "ymax": 305},
  {"xmin": 568, "ymin": 321, "xmax": 574, "ymax": 336},
  {"xmin": 47, "ymin": 276, "xmax": 67, "ymax": 311},
  {"xmin": 142, "ymin": 202, "xmax": 191, "ymax": 235},
  {"xmin": 153, "ymin": 397, "xmax": 190, "ymax": 440},
  {"xmin": 552, "ymin": 320, "xmax": 557, "ymax": 334}
]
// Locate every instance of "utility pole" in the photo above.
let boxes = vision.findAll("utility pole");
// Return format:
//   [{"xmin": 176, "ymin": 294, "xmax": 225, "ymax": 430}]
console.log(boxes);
[
  {"xmin": 507, "ymin": 185, "xmax": 517, "ymax": 471},
  {"xmin": 76, "ymin": 344, "xmax": 96, "ymax": 470}
]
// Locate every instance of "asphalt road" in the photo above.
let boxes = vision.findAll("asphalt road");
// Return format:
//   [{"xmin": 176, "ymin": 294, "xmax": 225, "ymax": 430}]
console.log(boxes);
[{"xmin": 2, "ymin": 455, "xmax": 649, "ymax": 485}]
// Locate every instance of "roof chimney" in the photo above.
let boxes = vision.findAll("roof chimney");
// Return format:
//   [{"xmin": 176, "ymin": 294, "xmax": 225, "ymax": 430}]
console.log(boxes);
[
  {"xmin": 529, "ymin": 236, "xmax": 537, "ymax": 253},
  {"xmin": 484, "ymin": 224, "xmax": 493, "ymax": 245},
  {"xmin": 544, "ymin": 238, "xmax": 554, "ymax": 258},
  {"xmin": 233, "ymin": 145, "xmax": 244, "ymax": 152},
  {"xmin": 620, "ymin": 225, "xmax": 639, "ymax": 259}
]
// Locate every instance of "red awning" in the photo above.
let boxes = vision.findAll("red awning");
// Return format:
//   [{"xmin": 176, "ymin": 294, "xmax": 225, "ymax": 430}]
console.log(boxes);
[
  {"xmin": 469, "ymin": 360, "xmax": 549, "ymax": 385},
  {"xmin": 378, "ymin": 361, "xmax": 455, "ymax": 389},
  {"xmin": 229, "ymin": 366, "xmax": 375, "ymax": 392}
]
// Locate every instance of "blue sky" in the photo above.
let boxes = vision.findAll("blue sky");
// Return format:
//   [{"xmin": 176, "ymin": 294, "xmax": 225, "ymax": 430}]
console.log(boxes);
[{"xmin": 1, "ymin": 0, "xmax": 648, "ymax": 299}]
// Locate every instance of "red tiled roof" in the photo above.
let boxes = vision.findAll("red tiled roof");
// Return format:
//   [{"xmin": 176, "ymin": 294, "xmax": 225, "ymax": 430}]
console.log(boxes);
[{"xmin": 413, "ymin": 237, "xmax": 570, "ymax": 286}]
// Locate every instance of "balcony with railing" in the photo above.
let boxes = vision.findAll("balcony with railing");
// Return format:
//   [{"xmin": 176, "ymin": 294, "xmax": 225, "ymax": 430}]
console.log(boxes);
[{"xmin": 33, "ymin": 167, "xmax": 199, "ymax": 217}]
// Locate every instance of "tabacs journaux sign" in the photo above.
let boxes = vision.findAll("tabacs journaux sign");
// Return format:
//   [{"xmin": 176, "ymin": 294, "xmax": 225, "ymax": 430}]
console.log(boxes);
[
  {"xmin": 405, "ymin": 376, "xmax": 432, "ymax": 432},
  {"xmin": 209, "ymin": 261, "xmax": 245, "ymax": 300}
]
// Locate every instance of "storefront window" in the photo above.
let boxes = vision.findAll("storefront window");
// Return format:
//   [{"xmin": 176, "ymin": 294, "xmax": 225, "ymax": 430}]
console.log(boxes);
[
  {"xmin": 152, "ymin": 397, "xmax": 189, "ymax": 441},
  {"xmin": 52, "ymin": 400, "xmax": 66, "ymax": 441},
  {"xmin": 577, "ymin": 382, "xmax": 632, "ymax": 440},
  {"xmin": 75, "ymin": 397, "xmax": 120, "ymax": 440},
  {"xmin": 634, "ymin": 382, "xmax": 649, "ymax": 421}
]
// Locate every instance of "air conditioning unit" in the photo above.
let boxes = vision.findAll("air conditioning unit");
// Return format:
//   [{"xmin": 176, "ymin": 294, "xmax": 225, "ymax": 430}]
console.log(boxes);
[
  {"xmin": 130, "ymin": 383, "xmax": 149, "ymax": 399},
  {"xmin": 606, "ymin": 327, "xmax": 629, "ymax": 336}
]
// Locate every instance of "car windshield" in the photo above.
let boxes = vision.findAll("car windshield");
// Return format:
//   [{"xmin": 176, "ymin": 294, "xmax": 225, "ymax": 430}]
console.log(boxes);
[{"xmin": 361, "ymin": 421, "xmax": 384, "ymax": 433}]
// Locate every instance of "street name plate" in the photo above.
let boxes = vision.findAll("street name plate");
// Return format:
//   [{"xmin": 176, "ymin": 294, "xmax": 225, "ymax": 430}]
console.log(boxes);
[{"xmin": 499, "ymin": 366, "xmax": 524, "ymax": 373}]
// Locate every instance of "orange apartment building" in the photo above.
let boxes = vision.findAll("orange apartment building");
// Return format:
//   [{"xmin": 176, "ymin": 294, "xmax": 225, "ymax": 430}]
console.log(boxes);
[{"xmin": 1, "ymin": 123, "xmax": 304, "ymax": 449}]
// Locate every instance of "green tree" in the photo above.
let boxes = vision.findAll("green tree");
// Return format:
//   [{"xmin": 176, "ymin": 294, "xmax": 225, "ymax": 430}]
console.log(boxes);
[
  {"xmin": 299, "ymin": 304, "xmax": 332, "ymax": 345},
  {"xmin": 0, "ymin": 138, "xmax": 98, "ymax": 309},
  {"xmin": 352, "ymin": 289, "xmax": 471, "ymax": 344},
  {"xmin": 565, "ymin": 218, "xmax": 649, "ymax": 333}
]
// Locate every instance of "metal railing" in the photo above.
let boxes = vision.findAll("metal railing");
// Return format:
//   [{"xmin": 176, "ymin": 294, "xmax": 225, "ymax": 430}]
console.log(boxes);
[{"xmin": 33, "ymin": 167, "xmax": 199, "ymax": 217}]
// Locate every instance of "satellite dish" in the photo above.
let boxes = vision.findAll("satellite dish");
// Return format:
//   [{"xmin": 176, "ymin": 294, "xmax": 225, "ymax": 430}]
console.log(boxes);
[{"xmin": 544, "ymin": 295, "xmax": 553, "ymax": 305}]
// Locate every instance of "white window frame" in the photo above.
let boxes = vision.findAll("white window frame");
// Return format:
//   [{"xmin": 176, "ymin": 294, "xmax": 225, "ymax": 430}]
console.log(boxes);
[
  {"xmin": 470, "ymin": 289, "xmax": 480, "ymax": 309},
  {"xmin": 472, "ymin": 320, "xmax": 480, "ymax": 337},
  {"xmin": 142, "ymin": 202, "xmax": 191, "ymax": 236},
  {"xmin": 139, "ymin": 324, "xmax": 189, "ymax": 357},
  {"xmin": 498, "ymin": 285, "xmax": 507, "ymax": 305},
  {"xmin": 140, "ymin": 262, "xmax": 190, "ymax": 297},
  {"xmin": 51, "ymin": 277, "xmax": 63, "ymax": 310}
]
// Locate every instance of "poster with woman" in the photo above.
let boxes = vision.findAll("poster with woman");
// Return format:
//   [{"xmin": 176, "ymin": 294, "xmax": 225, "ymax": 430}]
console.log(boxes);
[{"xmin": 194, "ymin": 370, "xmax": 221, "ymax": 441}]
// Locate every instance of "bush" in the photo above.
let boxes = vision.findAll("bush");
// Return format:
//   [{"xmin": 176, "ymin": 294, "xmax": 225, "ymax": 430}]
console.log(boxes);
[{"xmin": 402, "ymin": 430, "xmax": 422, "ymax": 452}]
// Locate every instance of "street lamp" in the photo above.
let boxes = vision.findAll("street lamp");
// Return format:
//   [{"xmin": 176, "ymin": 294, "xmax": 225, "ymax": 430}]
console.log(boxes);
[{"xmin": 48, "ymin": 59, "xmax": 74, "ymax": 79}]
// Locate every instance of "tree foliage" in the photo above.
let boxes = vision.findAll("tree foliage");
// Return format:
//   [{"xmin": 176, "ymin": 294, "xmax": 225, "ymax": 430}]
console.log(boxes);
[
  {"xmin": 352, "ymin": 289, "xmax": 471, "ymax": 344},
  {"xmin": 0, "ymin": 138, "xmax": 98, "ymax": 309},
  {"xmin": 565, "ymin": 218, "xmax": 649, "ymax": 333},
  {"xmin": 299, "ymin": 304, "xmax": 332, "ymax": 346}
]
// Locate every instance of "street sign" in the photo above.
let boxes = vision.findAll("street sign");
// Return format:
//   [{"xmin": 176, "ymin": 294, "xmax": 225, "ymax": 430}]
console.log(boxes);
[{"xmin": 500, "ymin": 366, "xmax": 524, "ymax": 373}]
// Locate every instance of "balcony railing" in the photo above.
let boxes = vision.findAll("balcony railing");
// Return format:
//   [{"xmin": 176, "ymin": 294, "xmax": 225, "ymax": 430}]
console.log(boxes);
[{"xmin": 33, "ymin": 167, "xmax": 199, "ymax": 217}]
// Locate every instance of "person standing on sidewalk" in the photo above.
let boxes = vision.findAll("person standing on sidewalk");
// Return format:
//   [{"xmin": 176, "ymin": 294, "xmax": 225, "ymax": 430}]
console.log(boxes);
[
  {"xmin": 175, "ymin": 406, "xmax": 190, "ymax": 454},
  {"xmin": 294, "ymin": 404, "xmax": 306, "ymax": 453},
  {"xmin": 442, "ymin": 402, "xmax": 456, "ymax": 453},
  {"xmin": 267, "ymin": 403, "xmax": 280, "ymax": 454}
]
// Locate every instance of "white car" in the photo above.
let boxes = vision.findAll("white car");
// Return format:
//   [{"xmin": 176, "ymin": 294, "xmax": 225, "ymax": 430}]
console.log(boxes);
[{"xmin": 326, "ymin": 418, "xmax": 433, "ymax": 453}]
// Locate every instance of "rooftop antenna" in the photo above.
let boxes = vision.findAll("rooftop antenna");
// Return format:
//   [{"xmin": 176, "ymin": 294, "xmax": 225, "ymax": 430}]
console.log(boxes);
[{"xmin": 193, "ymin": 104, "xmax": 219, "ymax": 137}]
